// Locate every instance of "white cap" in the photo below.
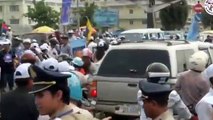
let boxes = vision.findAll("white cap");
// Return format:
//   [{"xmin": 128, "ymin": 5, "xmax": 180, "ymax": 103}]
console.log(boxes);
[
  {"xmin": 40, "ymin": 44, "xmax": 48, "ymax": 51},
  {"xmin": 32, "ymin": 39, "xmax": 37, "ymax": 43},
  {"xmin": 31, "ymin": 43, "xmax": 39, "ymax": 48},
  {"xmin": 41, "ymin": 58, "xmax": 59, "ymax": 72},
  {"xmin": 23, "ymin": 38, "xmax": 31, "ymax": 43},
  {"xmin": 58, "ymin": 61, "xmax": 75, "ymax": 72},
  {"xmin": 2, "ymin": 39, "xmax": 11, "ymax": 45},
  {"xmin": 72, "ymin": 57, "xmax": 84, "ymax": 67},
  {"xmin": 14, "ymin": 63, "xmax": 31, "ymax": 79},
  {"xmin": 23, "ymin": 50, "xmax": 36, "ymax": 56},
  {"xmin": 68, "ymin": 30, "xmax": 74, "ymax": 33}
]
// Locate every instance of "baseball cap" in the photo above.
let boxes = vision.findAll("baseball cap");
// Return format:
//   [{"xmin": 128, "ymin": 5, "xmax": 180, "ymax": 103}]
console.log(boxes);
[
  {"xmin": 58, "ymin": 61, "xmax": 75, "ymax": 72},
  {"xmin": 14, "ymin": 63, "xmax": 32, "ymax": 79},
  {"xmin": 31, "ymin": 43, "xmax": 39, "ymax": 48},
  {"xmin": 41, "ymin": 58, "xmax": 59, "ymax": 72},
  {"xmin": 23, "ymin": 38, "xmax": 31, "ymax": 43},
  {"xmin": 72, "ymin": 57, "xmax": 84, "ymax": 67}
]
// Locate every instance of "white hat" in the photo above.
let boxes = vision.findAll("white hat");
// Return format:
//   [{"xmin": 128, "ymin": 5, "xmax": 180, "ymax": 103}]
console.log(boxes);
[
  {"xmin": 23, "ymin": 50, "xmax": 36, "ymax": 56},
  {"xmin": 2, "ymin": 39, "xmax": 11, "ymax": 45},
  {"xmin": 23, "ymin": 38, "xmax": 31, "ymax": 43},
  {"xmin": 205, "ymin": 64, "xmax": 213, "ymax": 80},
  {"xmin": 68, "ymin": 30, "xmax": 74, "ymax": 33},
  {"xmin": 14, "ymin": 63, "xmax": 31, "ymax": 79},
  {"xmin": 58, "ymin": 61, "xmax": 75, "ymax": 72},
  {"xmin": 40, "ymin": 44, "xmax": 48, "ymax": 51},
  {"xmin": 41, "ymin": 58, "xmax": 59, "ymax": 72},
  {"xmin": 72, "ymin": 57, "xmax": 84, "ymax": 67},
  {"xmin": 82, "ymin": 48, "xmax": 92, "ymax": 58},
  {"xmin": 31, "ymin": 43, "xmax": 39, "ymax": 48}
]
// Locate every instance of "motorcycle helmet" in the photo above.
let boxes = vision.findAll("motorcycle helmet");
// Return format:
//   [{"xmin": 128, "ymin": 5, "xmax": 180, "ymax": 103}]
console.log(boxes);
[
  {"xmin": 189, "ymin": 51, "xmax": 208, "ymax": 72},
  {"xmin": 146, "ymin": 62, "xmax": 170, "ymax": 84}
]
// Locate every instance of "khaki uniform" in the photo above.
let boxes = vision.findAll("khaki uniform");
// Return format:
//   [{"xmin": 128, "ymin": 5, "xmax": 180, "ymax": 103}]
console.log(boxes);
[{"xmin": 154, "ymin": 110, "xmax": 175, "ymax": 120}]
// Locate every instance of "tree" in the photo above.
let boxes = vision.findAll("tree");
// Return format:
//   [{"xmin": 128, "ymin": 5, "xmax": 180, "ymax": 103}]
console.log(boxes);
[
  {"xmin": 25, "ymin": 0, "xmax": 60, "ymax": 29},
  {"xmin": 159, "ymin": 0, "xmax": 188, "ymax": 30},
  {"xmin": 201, "ymin": 10, "xmax": 213, "ymax": 30},
  {"xmin": 78, "ymin": 2, "xmax": 98, "ymax": 26}
]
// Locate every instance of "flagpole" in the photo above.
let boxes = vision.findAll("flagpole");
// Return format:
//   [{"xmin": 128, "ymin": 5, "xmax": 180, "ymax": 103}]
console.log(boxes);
[{"xmin": 77, "ymin": 0, "xmax": 80, "ymax": 29}]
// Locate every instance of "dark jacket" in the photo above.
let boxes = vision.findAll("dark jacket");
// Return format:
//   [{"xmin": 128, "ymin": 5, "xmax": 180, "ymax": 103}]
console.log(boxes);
[{"xmin": 0, "ymin": 87, "xmax": 39, "ymax": 120}]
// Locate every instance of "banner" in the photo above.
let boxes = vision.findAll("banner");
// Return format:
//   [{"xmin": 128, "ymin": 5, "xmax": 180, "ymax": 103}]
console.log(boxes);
[
  {"xmin": 70, "ymin": 38, "xmax": 86, "ymax": 54},
  {"xmin": 93, "ymin": 9, "xmax": 119, "ymax": 27},
  {"xmin": 187, "ymin": 14, "xmax": 202, "ymax": 41},
  {"xmin": 61, "ymin": 0, "xmax": 72, "ymax": 25}
]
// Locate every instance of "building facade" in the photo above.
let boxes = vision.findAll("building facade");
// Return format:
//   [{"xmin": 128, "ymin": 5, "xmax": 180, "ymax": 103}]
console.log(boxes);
[{"xmin": 0, "ymin": 0, "xmax": 61, "ymax": 35}]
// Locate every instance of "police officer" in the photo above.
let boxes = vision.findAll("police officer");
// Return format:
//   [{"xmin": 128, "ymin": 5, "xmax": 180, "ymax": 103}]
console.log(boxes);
[
  {"xmin": 29, "ymin": 64, "xmax": 112, "ymax": 120},
  {"xmin": 138, "ymin": 62, "xmax": 192, "ymax": 120},
  {"xmin": 139, "ymin": 80, "xmax": 174, "ymax": 120},
  {"xmin": 196, "ymin": 64, "xmax": 213, "ymax": 120},
  {"xmin": 0, "ymin": 63, "xmax": 39, "ymax": 120}
]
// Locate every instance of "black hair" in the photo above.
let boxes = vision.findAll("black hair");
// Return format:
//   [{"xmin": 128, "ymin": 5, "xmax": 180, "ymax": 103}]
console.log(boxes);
[
  {"xmin": 148, "ymin": 93, "xmax": 170, "ymax": 107},
  {"xmin": 73, "ymin": 64, "xmax": 83, "ymax": 69},
  {"xmin": 47, "ymin": 84, "xmax": 70, "ymax": 105},
  {"xmin": 15, "ymin": 79, "xmax": 30, "ymax": 87}
]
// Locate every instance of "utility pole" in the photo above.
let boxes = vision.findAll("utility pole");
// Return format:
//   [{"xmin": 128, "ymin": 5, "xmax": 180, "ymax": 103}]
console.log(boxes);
[
  {"xmin": 77, "ymin": 0, "xmax": 80, "ymax": 29},
  {"xmin": 147, "ymin": 0, "xmax": 155, "ymax": 28}
]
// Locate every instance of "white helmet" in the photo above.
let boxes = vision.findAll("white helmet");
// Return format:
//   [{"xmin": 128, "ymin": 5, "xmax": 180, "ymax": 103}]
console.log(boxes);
[{"xmin": 189, "ymin": 51, "xmax": 209, "ymax": 72}]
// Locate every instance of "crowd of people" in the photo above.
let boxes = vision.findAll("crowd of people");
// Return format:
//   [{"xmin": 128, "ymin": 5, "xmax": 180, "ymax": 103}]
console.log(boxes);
[{"xmin": 0, "ymin": 30, "xmax": 112, "ymax": 120}]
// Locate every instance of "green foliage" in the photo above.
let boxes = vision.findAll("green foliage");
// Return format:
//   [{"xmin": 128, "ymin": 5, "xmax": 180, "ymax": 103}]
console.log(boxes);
[
  {"xmin": 201, "ymin": 10, "xmax": 213, "ymax": 30},
  {"xmin": 79, "ymin": 2, "xmax": 98, "ymax": 26},
  {"xmin": 159, "ymin": 0, "xmax": 188, "ymax": 30},
  {"xmin": 25, "ymin": 0, "xmax": 60, "ymax": 29}
]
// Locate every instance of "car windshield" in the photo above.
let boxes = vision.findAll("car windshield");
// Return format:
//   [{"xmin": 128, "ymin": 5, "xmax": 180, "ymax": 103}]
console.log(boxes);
[{"xmin": 98, "ymin": 49, "xmax": 170, "ymax": 78}]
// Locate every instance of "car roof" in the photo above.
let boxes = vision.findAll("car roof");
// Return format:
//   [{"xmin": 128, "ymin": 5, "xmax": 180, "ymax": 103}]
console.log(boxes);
[
  {"xmin": 121, "ymin": 28, "xmax": 163, "ymax": 34},
  {"xmin": 110, "ymin": 40, "xmax": 193, "ymax": 50}
]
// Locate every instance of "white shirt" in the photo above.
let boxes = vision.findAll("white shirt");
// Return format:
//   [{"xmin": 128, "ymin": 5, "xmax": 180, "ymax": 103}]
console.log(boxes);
[
  {"xmin": 138, "ymin": 90, "xmax": 192, "ymax": 120},
  {"xmin": 196, "ymin": 88, "xmax": 213, "ymax": 120}
]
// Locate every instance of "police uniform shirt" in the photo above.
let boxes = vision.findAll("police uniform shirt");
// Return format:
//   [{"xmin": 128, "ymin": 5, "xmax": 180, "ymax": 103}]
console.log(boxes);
[
  {"xmin": 196, "ymin": 88, "xmax": 213, "ymax": 120},
  {"xmin": 154, "ymin": 110, "xmax": 174, "ymax": 120},
  {"xmin": 138, "ymin": 90, "xmax": 191, "ymax": 120}
]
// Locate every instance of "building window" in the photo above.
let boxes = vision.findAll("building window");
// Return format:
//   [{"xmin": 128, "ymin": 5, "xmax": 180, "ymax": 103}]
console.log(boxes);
[
  {"xmin": 129, "ymin": 9, "xmax": 133, "ymax": 14},
  {"xmin": 0, "ymin": 6, "xmax": 2, "ymax": 12},
  {"xmin": 129, "ymin": 20, "xmax": 134, "ymax": 25},
  {"xmin": 10, "ymin": 19, "xmax": 19, "ymax": 24},
  {"xmin": 10, "ymin": 5, "xmax": 19, "ymax": 12}
]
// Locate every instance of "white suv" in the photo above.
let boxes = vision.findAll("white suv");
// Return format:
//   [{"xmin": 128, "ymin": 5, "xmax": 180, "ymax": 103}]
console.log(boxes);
[{"xmin": 89, "ymin": 40, "xmax": 213, "ymax": 118}]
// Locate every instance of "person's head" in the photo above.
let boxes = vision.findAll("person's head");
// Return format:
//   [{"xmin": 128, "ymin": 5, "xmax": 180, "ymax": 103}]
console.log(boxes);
[
  {"xmin": 207, "ymin": 35, "xmax": 210, "ymax": 39},
  {"xmin": 146, "ymin": 62, "xmax": 170, "ymax": 84},
  {"xmin": 23, "ymin": 38, "xmax": 32, "ymax": 50},
  {"xmin": 72, "ymin": 57, "xmax": 84, "ymax": 69},
  {"xmin": 189, "ymin": 51, "xmax": 209, "ymax": 72},
  {"xmin": 40, "ymin": 44, "xmax": 49, "ymax": 54},
  {"xmin": 61, "ymin": 35, "xmax": 69, "ymax": 44},
  {"xmin": 41, "ymin": 58, "xmax": 59, "ymax": 72},
  {"xmin": 2, "ymin": 39, "xmax": 11, "ymax": 51},
  {"xmin": 8, "ymin": 27, "xmax": 11, "ymax": 31},
  {"xmin": 49, "ymin": 37, "xmax": 59, "ymax": 47},
  {"xmin": 14, "ymin": 63, "xmax": 33, "ymax": 90},
  {"xmin": 29, "ymin": 65, "xmax": 71, "ymax": 116},
  {"xmin": 139, "ymin": 81, "xmax": 171, "ymax": 119},
  {"xmin": 21, "ymin": 51, "xmax": 37, "ymax": 64},
  {"xmin": 74, "ymin": 50, "xmax": 83, "ymax": 58},
  {"xmin": 68, "ymin": 30, "xmax": 74, "ymax": 38}
]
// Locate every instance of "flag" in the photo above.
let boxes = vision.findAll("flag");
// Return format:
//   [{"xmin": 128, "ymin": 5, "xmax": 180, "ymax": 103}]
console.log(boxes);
[
  {"xmin": 187, "ymin": 14, "xmax": 202, "ymax": 41},
  {"xmin": 86, "ymin": 18, "xmax": 94, "ymax": 41},
  {"xmin": 1, "ymin": 22, "xmax": 8, "ymax": 34},
  {"xmin": 61, "ymin": 0, "xmax": 72, "ymax": 25}
]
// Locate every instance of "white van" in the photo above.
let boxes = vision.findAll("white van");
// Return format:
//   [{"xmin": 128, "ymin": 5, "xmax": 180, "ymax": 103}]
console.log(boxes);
[{"xmin": 119, "ymin": 28, "xmax": 164, "ymax": 42}]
